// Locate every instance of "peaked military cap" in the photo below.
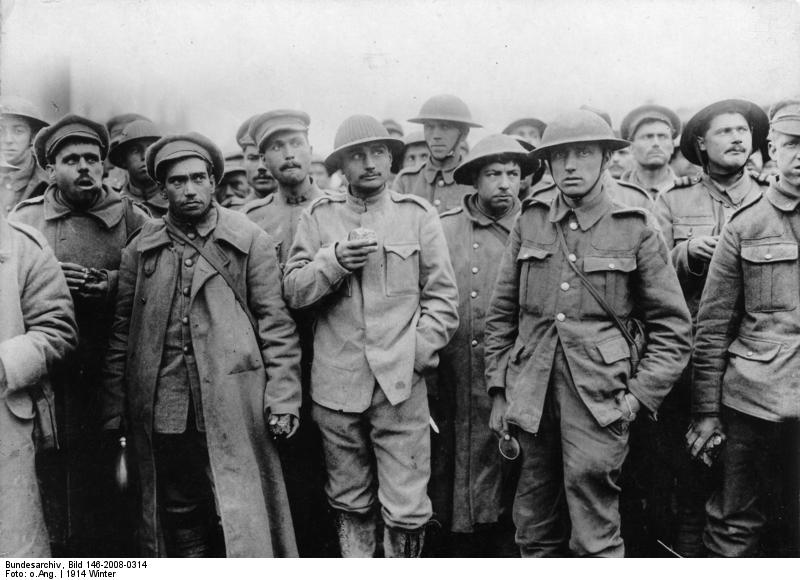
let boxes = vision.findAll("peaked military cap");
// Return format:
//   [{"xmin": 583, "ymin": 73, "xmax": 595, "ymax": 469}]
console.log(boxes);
[
  {"xmin": 250, "ymin": 110, "xmax": 311, "ymax": 152},
  {"xmin": 146, "ymin": 132, "xmax": 225, "ymax": 183},
  {"xmin": 236, "ymin": 114, "xmax": 259, "ymax": 149},
  {"xmin": 33, "ymin": 113, "xmax": 110, "ymax": 169},
  {"xmin": 770, "ymin": 100, "xmax": 800, "ymax": 137},
  {"xmin": 620, "ymin": 104, "xmax": 681, "ymax": 141}
]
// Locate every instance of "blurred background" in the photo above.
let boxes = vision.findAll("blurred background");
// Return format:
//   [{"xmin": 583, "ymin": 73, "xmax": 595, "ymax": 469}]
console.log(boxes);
[{"xmin": 1, "ymin": 0, "xmax": 799, "ymax": 156}]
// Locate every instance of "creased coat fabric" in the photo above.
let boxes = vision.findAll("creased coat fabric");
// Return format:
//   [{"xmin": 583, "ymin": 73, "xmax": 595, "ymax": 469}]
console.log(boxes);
[
  {"xmin": 101, "ymin": 206, "xmax": 301, "ymax": 557},
  {"xmin": 438, "ymin": 193, "xmax": 519, "ymax": 533},
  {"xmin": 0, "ymin": 216, "xmax": 77, "ymax": 557}
]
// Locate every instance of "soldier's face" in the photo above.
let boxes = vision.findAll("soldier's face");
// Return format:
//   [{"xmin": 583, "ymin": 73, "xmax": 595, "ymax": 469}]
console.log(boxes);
[
  {"xmin": 0, "ymin": 117, "xmax": 34, "ymax": 166},
  {"xmin": 402, "ymin": 143, "xmax": 430, "ymax": 170},
  {"xmin": 162, "ymin": 157, "xmax": 215, "ymax": 221},
  {"xmin": 476, "ymin": 161, "xmax": 520, "ymax": 214},
  {"xmin": 631, "ymin": 121, "xmax": 674, "ymax": 170},
  {"xmin": 698, "ymin": 112, "xmax": 752, "ymax": 172},
  {"xmin": 509, "ymin": 124, "xmax": 542, "ymax": 147},
  {"xmin": 225, "ymin": 173, "xmax": 250, "ymax": 197},
  {"xmin": 261, "ymin": 130, "xmax": 312, "ymax": 186},
  {"xmin": 607, "ymin": 146, "xmax": 633, "ymax": 179},
  {"xmin": 309, "ymin": 162, "xmax": 331, "ymax": 189},
  {"xmin": 550, "ymin": 143, "xmax": 606, "ymax": 197},
  {"xmin": 243, "ymin": 145, "xmax": 277, "ymax": 196},
  {"xmin": 48, "ymin": 141, "xmax": 104, "ymax": 206},
  {"xmin": 423, "ymin": 121, "xmax": 462, "ymax": 161},
  {"xmin": 769, "ymin": 132, "xmax": 800, "ymax": 189},
  {"xmin": 122, "ymin": 141, "xmax": 153, "ymax": 184},
  {"xmin": 341, "ymin": 142, "xmax": 391, "ymax": 196}
]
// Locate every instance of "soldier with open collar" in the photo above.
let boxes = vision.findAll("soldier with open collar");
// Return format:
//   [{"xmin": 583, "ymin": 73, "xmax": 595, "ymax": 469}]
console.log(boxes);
[{"xmin": 484, "ymin": 109, "xmax": 691, "ymax": 557}]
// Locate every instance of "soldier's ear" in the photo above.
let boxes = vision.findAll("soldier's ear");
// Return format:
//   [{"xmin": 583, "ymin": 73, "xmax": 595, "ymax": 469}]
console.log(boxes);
[
  {"xmin": 46, "ymin": 164, "xmax": 56, "ymax": 181},
  {"xmin": 768, "ymin": 134, "xmax": 777, "ymax": 161},
  {"xmin": 696, "ymin": 136, "xmax": 707, "ymax": 152}
]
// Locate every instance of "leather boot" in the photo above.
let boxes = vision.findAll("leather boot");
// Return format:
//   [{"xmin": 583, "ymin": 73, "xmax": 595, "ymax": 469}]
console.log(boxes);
[
  {"xmin": 334, "ymin": 511, "xmax": 377, "ymax": 557},
  {"xmin": 383, "ymin": 525, "xmax": 426, "ymax": 558}
]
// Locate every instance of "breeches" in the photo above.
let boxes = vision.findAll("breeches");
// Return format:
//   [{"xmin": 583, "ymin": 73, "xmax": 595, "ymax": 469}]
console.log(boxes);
[{"xmin": 312, "ymin": 378, "xmax": 432, "ymax": 530}]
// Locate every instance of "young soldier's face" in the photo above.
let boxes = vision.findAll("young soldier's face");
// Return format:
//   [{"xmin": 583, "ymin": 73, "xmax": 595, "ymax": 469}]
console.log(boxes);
[
  {"xmin": 48, "ymin": 141, "xmax": 104, "ymax": 206},
  {"xmin": 631, "ymin": 120, "xmax": 674, "ymax": 170},
  {"xmin": 769, "ymin": 132, "xmax": 800, "ymax": 188},
  {"xmin": 163, "ymin": 157, "xmax": 215, "ymax": 221},
  {"xmin": 309, "ymin": 162, "xmax": 331, "ymax": 189},
  {"xmin": 607, "ymin": 146, "xmax": 633, "ymax": 179},
  {"xmin": 122, "ymin": 141, "xmax": 153, "ymax": 183},
  {"xmin": 550, "ymin": 143, "xmax": 606, "ymax": 197},
  {"xmin": 341, "ymin": 142, "xmax": 391, "ymax": 196},
  {"xmin": 423, "ymin": 121, "xmax": 462, "ymax": 161},
  {"xmin": 698, "ymin": 112, "xmax": 752, "ymax": 172},
  {"xmin": 508, "ymin": 124, "xmax": 542, "ymax": 147},
  {"xmin": 402, "ymin": 143, "xmax": 429, "ymax": 170},
  {"xmin": 475, "ymin": 161, "xmax": 520, "ymax": 213},
  {"xmin": 0, "ymin": 117, "xmax": 34, "ymax": 166}
]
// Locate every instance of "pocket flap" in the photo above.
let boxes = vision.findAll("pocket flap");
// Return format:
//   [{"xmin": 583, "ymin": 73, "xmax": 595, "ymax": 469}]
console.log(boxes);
[
  {"xmin": 517, "ymin": 245, "xmax": 550, "ymax": 261},
  {"xmin": 384, "ymin": 243, "xmax": 420, "ymax": 260},
  {"xmin": 584, "ymin": 255, "xmax": 637, "ymax": 273},
  {"xmin": 741, "ymin": 243, "xmax": 798, "ymax": 264},
  {"xmin": 727, "ymin": 335, "xmax": 782, "ymax": 362},
  {"xmin": 597, "ymin": 335, "xmax": 631, "ymax": 364},
  {"xmin": 673, "ymin": 224, "xmax": 715, "ymax": 240}
]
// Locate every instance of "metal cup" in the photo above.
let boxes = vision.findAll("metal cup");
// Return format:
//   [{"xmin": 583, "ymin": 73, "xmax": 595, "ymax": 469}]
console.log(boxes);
[{"xmin": 498, "ymin": 433, "xmax": 520, "ymax": 461}]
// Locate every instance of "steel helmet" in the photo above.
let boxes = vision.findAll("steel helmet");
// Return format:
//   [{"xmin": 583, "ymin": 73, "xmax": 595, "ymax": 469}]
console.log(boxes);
[
  {"xmin": 454, "ymin": 134, "xmax": 538, "ymax": 185},
  {"xmin": 0, "ymin": 96, "xmax": 49, "ymax": 133},
  {"xmin": 502, "ymin": 117, "xmax": 547, "ymax": 139},
  {"xmin": 532, "ymin": 110, "xmax": 630, "ymax": 159},
  {"xmin": 108, "ymin": 119, "xmax": 162, "ymax": 167},
  {"xmin": 325, "ymin": 114, "xmax": 404, "ymax": 173},
  {"xmin": 408, "ymin": 94, "xmax": 482, "ymax": 128}
]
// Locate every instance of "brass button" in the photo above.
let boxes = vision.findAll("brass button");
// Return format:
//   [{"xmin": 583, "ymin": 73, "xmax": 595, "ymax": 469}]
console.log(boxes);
[
  {"xmin": 471, "ymin": 339, "xmax": 478, "ymax": 347},
  {"xmin": 569, "ymin": 222, "xmax": 578, "ymax": 231},
  {"xmin": 556, "ymin": 313, "xmax": 566, "ymax": 322},
  {"xmin": 182, "ymin": 345, "xmax": 191, "ymax": 354},
  {"xmin": 184, "ymin": 259, "xmax": 193, "ymax": 267},
  {"xmin": 434, "ymin": 199, "xmax": 441, "ymax": 206},
  {"xmin": 470, "ymin": 290, "xmax": 478, "ymax": 298},
  {"xmin": 568, "ymin": 253, "xmax": 577, "ymax": 262},
  {"xmin": 560, "ymin": 282, "xmax": 570, "ymax": 291},
  {"xmin": 181, "ymin": 316, "xmax": 189, "ymax": 325},
  {"xmin": 471, "ymin": 267, "xmax": 479, "ymax": 274},
  {"xmin": 746, "ymin": 351, "xmax": 754, "ymax": 357},
  {"xmin": 764, "ymin": 253, "xmax": 772, "ymax": 260},
  {"xmin": 186, "ymin": 232, "xmax": 197, "ymax": 240},
  {"xmin": 182, "ymin": 287, "xmax": 190, "ymax": 296},
  {"xmin": 608, "ymin": 263, "xmax": 616, "ymax": 269},
  {"xmin": 437, "ymin": 180, "xmax": 445, "ymax": 187},
  {"xmin": 473, "ymin": 243, "xmax": 479, "ymax": 249}
]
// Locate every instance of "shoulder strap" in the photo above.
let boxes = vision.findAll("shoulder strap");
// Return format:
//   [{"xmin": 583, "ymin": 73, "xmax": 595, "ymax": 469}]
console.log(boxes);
[
  {"xmin": 163, "ymin": 220, "xmax": 259, "ymax": 337},
  {"xmin": 555, "ymin": 222, "xmax": 640, "ymax": 355}
]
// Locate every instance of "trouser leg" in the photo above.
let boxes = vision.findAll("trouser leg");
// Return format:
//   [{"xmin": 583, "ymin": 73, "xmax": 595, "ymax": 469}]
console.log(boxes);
[
  {"xmin": 555, "ymin": 349, "xmax": 628, "ymax": 557},
  {"xmin": 369, "ymin": 378, "xmax": 431, "ymax": 557},
  {"xmin": 513, "ymin": 387, "xmax": 570, "ymax": 557},
  {"xmin": 154, "ymin": 425, "xmax": 220, "ymax": 558}
]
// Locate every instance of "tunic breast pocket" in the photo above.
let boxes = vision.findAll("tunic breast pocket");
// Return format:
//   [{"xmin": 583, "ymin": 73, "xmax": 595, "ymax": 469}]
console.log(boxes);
[
  {"xmin": 384, "ymin": 242, "xmax": 420, "ymax": 296},
  {"xmin": 741, "ymin": 243, "xmax": 798, "ymax": 312},
  {"xmin": 672, "ymin": 222, "xmax": 715, "ymax": 242},
  {"xmin": 581, "ymin": 255, "xmax": 637, "ymax": 316},
  {"xmin": 517, "ymin": 244, "xmax": 552, "ymax": 314}
]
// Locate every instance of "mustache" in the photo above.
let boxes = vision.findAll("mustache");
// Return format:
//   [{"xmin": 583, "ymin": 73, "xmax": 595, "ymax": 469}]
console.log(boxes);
[
  {"xmin": 726, "ymin": 146, "xmax": 747, "ymax": 154},
  {"xmin": 280, "ymin": 162, "xmax": 302, "ymax": 171}
]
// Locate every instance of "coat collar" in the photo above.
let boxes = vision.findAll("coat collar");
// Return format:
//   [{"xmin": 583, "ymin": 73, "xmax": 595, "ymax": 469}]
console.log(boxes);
[
  {"xmin": 0, "ymin": 151, "xmax": 40, "ymax": 193},
  {"xmin": 125, "ymin": 181, "xmax": 169, "ymax": 211},
  {"xmin": 423, "ymin": 154, "xmax": 462, "ymax": 185},
  {"xmin": 138, "ymin": 205, "xmax": 251, "ymax": 254},
  {"xmin": 766, "ymin": 181, "xmax": 800, "ymax": 213},
  {"xmin": 702, "ymin": 171, "xmax": 758, "ymax": 206},
  {"xmin": 548, "ymin": 179, "xmax": 611, "ymax": 231},
  {"xmin": 42, "ymin": 183, "xmax": 124, "ymax": 228},
  {"xmin": 463, "ymin": 192, "xmax": 519, "ymax": 230}
]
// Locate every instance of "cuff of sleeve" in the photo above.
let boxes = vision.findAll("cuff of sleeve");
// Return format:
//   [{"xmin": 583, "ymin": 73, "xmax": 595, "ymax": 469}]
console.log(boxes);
[
  {"xmin": 626, "ymin": 380, "xmax": 658, "ymax": 415},
  {"xmin": 0, "ymin": 336, "xmax": 45, "ymax": 395},
  {"xmin": 319, "ymin": 244, "xmax": 352, "ymax": 283},
  {"xmin": 687, "ymin": 254, "xmax": 708, "ymax": 277},
  {"xmin": 104, "ymin": 269, "xmax": 119, "ymax": 297}
]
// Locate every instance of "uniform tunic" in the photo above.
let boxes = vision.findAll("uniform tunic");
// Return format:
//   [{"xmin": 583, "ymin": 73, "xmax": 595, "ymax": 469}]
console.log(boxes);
[
  {"xmin": 620, "ymin": 166, "xmax": 677, "ymax": 200},
  {"xmin": 393, "ymin": 154, "xmax": 473, "ymax": 214},
  {"xmin": 439, "ymin": 193, "xmax": 519, "ymax": 533},
  {"xmin": 120, "ymin": 180, "xmax": 167, "ymax": 218}
]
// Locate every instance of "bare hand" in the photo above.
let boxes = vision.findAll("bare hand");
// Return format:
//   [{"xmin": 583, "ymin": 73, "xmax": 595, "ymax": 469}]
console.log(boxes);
[
  {"xmin": 335, "ymin": 238, "xmax": 378, "ymax": 271},
  {"xmin": 687, "ymin": 235, "xmax": 718, "ymax": 262},
  {"xmin": 489, "ymin": 391, "xmax": 509, "ymax": 437},
  {"xmin": 60, "ymin": 262, "xmax": 90, "ymax": 292},
  {"xmin": 268, "ymin": 413, "xmax": 299, "ymax": 439},
  {"xmin": 623, "ymin": 392, "xmax": 641, "ymax": 419},
  {"xmin": 686, "ymin": 415, "xmax": 723, "ymax": 458}
]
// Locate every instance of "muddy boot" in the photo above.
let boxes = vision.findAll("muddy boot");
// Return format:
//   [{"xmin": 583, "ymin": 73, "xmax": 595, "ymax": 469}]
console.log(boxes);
[
  {"xmin": 383, "ymin": 525, "xmax": 426, "ymax": 558},
  {"xmin": 334, "ymin": 511, "xmax": 377, "ymax": 557}
]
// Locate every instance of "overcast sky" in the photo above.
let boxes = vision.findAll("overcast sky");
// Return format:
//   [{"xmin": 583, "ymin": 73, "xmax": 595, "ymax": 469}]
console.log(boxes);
[{"xmin": 2, "ymin": 0, "xmax": 799, "ymax": 154}]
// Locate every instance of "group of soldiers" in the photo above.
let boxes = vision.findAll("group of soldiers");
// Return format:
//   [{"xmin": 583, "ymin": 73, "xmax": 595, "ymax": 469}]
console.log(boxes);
[{"xmin": 1, "ymin": 90, "xmax": 798, "ymax": 558}]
